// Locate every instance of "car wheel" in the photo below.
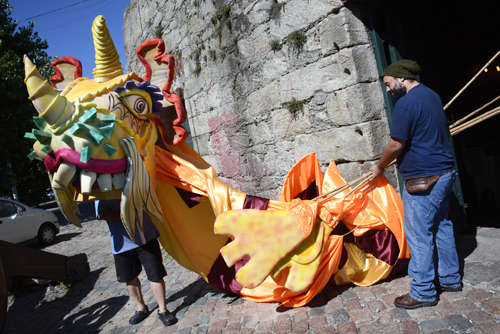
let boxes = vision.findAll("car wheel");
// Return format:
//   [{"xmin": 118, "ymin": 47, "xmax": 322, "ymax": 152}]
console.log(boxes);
[{"xmin": 38, "ymin": 223, "xmax": 56, "ymax": 246}]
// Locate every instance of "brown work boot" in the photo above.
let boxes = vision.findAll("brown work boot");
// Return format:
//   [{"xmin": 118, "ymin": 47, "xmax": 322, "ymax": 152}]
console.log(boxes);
[{"xmin": 394, "ymin": 293, "xmax": 437, "ymax": 309}]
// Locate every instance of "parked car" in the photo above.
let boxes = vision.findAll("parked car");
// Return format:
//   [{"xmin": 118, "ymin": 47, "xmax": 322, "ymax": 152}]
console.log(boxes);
[{"xmin": 0, "ymin": 198, "xmax": 59, "ymax": 246}]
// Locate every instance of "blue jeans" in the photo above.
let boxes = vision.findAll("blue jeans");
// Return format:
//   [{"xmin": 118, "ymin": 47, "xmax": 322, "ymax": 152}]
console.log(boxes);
[{"xmin": 403, "ymin": 170, "xmax": 462, "ymax": 302}]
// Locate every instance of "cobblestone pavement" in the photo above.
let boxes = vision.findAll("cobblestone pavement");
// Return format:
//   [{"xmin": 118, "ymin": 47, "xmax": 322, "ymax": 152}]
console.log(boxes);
[{"xmin": 3, "ymin": 203, "xmax": 500, "ymax": 334}]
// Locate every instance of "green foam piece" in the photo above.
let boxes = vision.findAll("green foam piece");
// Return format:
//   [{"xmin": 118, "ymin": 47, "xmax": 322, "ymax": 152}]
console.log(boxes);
[
  {"xmin": 98, "ymin": 123, "xmax": 115, "ymax": 139},
  {"xmin": 104, "ymin": 144, "xmax": 117, "ymax": 157},
  {"xmin": 33, "ymin": 116, "xmax": 47, "ymax": 130},
  {"xmin": 32, "ymin": 129, "xmax": 52, "ymax": 143},
  {"xmin": 87, "ymin": 130, "xmax": 104, "ymax": 145},
  {"xmin": 40, "ymin": 145, "xmax": 53, "ymax": 154},
  {"xmin": 101, "ymin": 114, "xmax": 116, "ymax": 122},
  {"xmin": 81, "ymin": 107, "xmax": 97, "ymax": 123},
  {"xmin": 80, "ymin": 145, "xmax": 91, "ymax": 163},
  {"xmin": 24, "ymin": 132, "xmax": 37, "ymax": 141},
  {"xmin": 27, "ymin": 151, "xmax": 38, "ymax": 160},
  {"xmin": 70, "ymin": 123, "xmax": 87, "ymax": 134},
  {"xmin": 61, "ymin": 134, "xmax": 74, "ymax": 148}
]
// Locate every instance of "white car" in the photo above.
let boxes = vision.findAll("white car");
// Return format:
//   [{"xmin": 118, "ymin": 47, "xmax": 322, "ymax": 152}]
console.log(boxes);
[{"xmin": 0, "ymin": 198, "xmax": 60, "ymax": 246}]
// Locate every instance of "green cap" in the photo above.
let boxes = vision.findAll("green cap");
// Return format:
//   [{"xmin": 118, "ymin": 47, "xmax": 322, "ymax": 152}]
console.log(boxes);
[{"xmin": 381, "ymin": 59, "xmax": 421, "ymax": 80}]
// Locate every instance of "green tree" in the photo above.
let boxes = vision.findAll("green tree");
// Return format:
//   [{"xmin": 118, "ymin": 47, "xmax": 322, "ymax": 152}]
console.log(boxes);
[{"xmin": 0, "ymin": 0, "xmax": 54, "ymax": 205}]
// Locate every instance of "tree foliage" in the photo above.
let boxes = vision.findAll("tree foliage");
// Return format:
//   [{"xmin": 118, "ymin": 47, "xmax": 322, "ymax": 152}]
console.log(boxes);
[{"xmin": 0, "ymin": 0, "xmax": 54, "ymax": 205}]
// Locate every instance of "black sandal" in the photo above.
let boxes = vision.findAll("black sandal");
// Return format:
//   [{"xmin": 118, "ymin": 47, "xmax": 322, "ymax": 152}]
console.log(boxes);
[{"xmin": 129, "ymin": 308, "xmax": 150, "ymax": 325}]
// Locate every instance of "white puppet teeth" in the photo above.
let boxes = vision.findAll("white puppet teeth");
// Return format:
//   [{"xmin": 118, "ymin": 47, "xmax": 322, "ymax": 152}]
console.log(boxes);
[
  {"xmin": 97, "ymin": 173, "xmax": 113, "ymax": 192},
  {"xmin": 80, "ymin": 170, "xmax": 97, "ymax": 194},
  {"xmin": 52, "ymin": 162, "xmax": 77, "ymax": 190},
  {"xmin": 53, "ymin": 163, "xmax": 126, "ymax": 194},
  {"xmin": 112, "ymin": 173, "xmax": 125, "ymax": 189}
]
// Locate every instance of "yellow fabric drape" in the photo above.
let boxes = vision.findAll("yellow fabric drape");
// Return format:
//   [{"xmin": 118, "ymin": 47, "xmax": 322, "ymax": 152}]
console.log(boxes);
[
  {"xmin": 154, "ymin": 180, "xmax": 228, "ymax": 281},
  {"xmin": 333, "ymin": 243, "xmax": 393, "ymax": 286}
]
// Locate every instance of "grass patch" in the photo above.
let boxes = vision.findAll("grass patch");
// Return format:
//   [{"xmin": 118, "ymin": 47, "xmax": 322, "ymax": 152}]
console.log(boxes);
[
  {"xmin": 285, "ymin": 98, "xmax": 306, "ymax": 119},
  {"xmin": 287, "ymin": 30, "xmax": 306, "ymax": 51},
  {"xmin": 208, "ymin": 49, "xmax": 216, "ymax": 60},
  {"xmin": 193, "ymin": 62, "xmax": 202, "ymax": 76},
  {"xmin": 269, "ymin": 39, "xmax": 281, "ymax": 51}
]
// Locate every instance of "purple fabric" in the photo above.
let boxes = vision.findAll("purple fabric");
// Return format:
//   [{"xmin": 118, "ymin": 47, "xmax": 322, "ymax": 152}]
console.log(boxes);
[
  {"xmin": 175, "ymin": 187, "xmax": 203, "ymax": 208},
  {"xmin": 294, "ymin": 181, "xmax": 319, "ymax": 200},
  {"xmin": 332, "ymin": 222, "xmax": 401, "ymax": 267},
  {"xmin": 207, "ymin": 255, "xmax": 250, "ymax": 294},
  {"xmin": 353, "ymin": 230, "xmax": 400, "ymax": 266},
  {"xmin": 338, "ymin": 244, "xmax": 348, "ymax": 270},
  {"xmin": 243, "ymin": 195, "xmax": 270, "ymax": 210},
  {"xmin": 391, "ymin": 258, "xmax": 410, "ymax": 275}
]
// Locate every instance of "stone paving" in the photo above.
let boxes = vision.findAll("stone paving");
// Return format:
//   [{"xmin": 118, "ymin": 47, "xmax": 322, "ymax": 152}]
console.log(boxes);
[{"xmin": 3, "ymin": 204, "xmax": 500, "ymax": 334}]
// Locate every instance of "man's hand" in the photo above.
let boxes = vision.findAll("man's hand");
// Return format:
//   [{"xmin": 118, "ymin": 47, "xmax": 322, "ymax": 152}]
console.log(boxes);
[{"xmin": 370, "ymin": 164, "xmax": 385, "ymax": 178}]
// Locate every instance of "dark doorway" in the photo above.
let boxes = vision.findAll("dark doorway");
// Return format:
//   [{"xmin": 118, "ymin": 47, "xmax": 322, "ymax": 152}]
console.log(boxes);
[{"xmin": 354, "ymin": 0, "xmax": 500, "ymax": 232}]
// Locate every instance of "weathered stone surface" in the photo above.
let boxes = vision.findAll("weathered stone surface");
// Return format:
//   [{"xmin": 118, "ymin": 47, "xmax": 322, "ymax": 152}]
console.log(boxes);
[
  {"xmin": 269, "ymin": 0, "xmax": 343, "ymax": 39},
  {"xmin": 444, "ymin": 314, "xmax": 475, "ymax": 332},
  {"xmin": 421, "ymin": 319, "xmax": 449, "ymax": 333},
  {"xmin": 332, "ymin": 308, "xmax": 350, "ymax": 324},
  {"xmin": 124, "ymin": 0, "xmax": 390, "ymax": 198},
  {"xmin": 390, "ymin": 307, "xmax": 411, "ymax": 321}
]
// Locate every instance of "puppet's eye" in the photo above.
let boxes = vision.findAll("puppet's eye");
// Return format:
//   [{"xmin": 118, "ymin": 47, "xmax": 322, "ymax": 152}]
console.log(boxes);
[
  {"xmin": 120, "ymin": 94, "xmax": 151, "ymax": 119},
  {"xmin": 132, "ymin": 96, "xmax": 148, "ymax": 115}
]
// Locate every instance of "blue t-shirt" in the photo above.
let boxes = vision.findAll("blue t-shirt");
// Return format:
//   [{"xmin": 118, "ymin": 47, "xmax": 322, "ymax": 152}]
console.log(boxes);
[
  {"xmin": 95, "ymin": 199, "xmax": 160, "ymax": 254},
  {"xmin": 390, "ymin": 84, "xmax": 455, "ymax": 178}
]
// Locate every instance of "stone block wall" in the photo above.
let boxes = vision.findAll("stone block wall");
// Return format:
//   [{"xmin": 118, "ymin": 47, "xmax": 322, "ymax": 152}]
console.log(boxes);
[{"xmin": 123, "ymin": 0, "xmax": 398, "ymax": 199}]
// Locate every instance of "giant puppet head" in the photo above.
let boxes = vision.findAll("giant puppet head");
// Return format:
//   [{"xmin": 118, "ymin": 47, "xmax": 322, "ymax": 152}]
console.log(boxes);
[{"xmin": 23, "ymin": 15, "xmax": 186, "ymax": 238}]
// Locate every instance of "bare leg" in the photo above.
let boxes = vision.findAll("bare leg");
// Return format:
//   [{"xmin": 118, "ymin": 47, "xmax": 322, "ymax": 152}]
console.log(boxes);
[
  {"xmin": 150, "ymin": 279, "xmax": 167, "ymax": 313},
  {"xmin": 127, "ymin": 277, "xmax": 148, "ymax": 312}
]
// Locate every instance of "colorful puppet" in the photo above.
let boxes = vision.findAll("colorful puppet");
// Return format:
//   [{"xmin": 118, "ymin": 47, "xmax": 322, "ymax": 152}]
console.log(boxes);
[{"xmin": 23, "ymin": 15, "xmax": 409, "ymax": 307}]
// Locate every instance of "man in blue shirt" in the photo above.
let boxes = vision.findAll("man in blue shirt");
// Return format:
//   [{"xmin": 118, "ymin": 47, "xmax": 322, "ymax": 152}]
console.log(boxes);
[
  {"xmin": 96, "ymin": 199, "xmax": 177, "ymax": 326},
  {"xmin": 370, "ymin": 60, "xmax": 462, "ymax": 309}
]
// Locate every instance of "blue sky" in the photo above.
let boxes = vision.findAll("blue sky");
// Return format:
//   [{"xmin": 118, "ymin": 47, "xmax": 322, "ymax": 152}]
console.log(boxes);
[{"xmin": 11, "ymin": 0, "xmax": 130, "ymax": 78}]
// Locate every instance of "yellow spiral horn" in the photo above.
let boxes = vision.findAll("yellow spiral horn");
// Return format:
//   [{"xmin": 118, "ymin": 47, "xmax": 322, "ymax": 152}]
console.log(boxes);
[
  {"xmin": 24, "ymin": 55, "xmax": 75, "ymax": 127},
  {"xmin": 92, "ymin": 15, "xmax": 123, "ymax": 83}
]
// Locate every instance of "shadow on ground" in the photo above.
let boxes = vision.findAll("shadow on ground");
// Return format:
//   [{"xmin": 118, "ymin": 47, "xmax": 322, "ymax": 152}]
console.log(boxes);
[{"xmin": 3, "ymin": 268, "xmax": 127, "ymax": 334}]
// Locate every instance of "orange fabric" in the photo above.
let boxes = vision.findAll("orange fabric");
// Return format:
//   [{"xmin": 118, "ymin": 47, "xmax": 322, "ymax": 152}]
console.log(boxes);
[
  {"xmin": 318, "ymin": 159, "xmax": 410, "ymax": 260},
  {"xmin": 235, "ymin": 155, "xmax": 409, "ymax": 307},
  {"xmin": 341, "ymin": 177, "xmax": 410, "ymax": 259},
  {"xmin": 154, "ymin": 143, "xmax": 246, "ymax": 217},
  {"xmin": 151, "ymin": 145, "xmax": 409, "ymax": 307},
  {"xmin": 280, "ymin": 153, "xmax": 323, "ymax": 202},
  {"xmin": 239, "ymin": 234, "xmax": 343, "ymax": 307}
]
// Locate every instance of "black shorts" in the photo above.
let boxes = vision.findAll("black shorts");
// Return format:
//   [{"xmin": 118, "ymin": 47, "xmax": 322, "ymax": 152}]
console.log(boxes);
[{"xmin": 113, "ymin": 238, "xmax": 167, "ymax": 283}]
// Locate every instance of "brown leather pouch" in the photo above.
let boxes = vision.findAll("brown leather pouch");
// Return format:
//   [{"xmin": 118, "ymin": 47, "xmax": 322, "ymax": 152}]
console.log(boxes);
[{"xmin": 404, "ymin": 175, "xmax": 440, "ymax": 194}]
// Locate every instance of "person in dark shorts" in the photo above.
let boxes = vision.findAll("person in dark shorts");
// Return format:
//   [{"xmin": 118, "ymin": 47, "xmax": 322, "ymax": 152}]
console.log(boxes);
[{"xmin": 95, "ymin": 199, "xmax": 177, "ymax": 326}]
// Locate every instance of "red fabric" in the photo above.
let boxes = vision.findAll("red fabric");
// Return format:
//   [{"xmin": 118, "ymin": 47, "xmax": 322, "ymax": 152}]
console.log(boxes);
[
  {"xmin": 44, "ymin": 148, "xmax": 126, "ymax": 174},
  {"xmin": 243, "ymin": 195, "xmax": 270, "ymax": 210}
]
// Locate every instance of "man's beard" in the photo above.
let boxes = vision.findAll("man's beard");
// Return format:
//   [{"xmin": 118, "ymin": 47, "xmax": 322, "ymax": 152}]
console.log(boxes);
[{"xmin": 392, "ymin": 81, "xmax": 407, "ymax": 103}]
